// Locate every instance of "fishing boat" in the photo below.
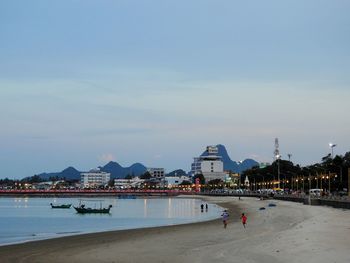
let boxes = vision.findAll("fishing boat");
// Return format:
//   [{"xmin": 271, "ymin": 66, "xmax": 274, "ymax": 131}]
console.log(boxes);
[
  {"xmin": 74, "ymin": 200, "xmax": 112, "ymax": 214},
  {"xmin": 50, "ymin": 203, "xmax": 72, "ymax": 209}
]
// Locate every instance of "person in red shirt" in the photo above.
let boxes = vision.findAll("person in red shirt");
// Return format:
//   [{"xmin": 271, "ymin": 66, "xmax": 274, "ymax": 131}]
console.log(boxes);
[{"xmin": 241, "ymin": 213, "xmax": 247, "ymax": 228}]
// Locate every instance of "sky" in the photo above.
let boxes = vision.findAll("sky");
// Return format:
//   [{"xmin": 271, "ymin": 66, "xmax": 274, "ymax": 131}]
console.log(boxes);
[{"xmin": 1, "ymin": 0, "xmax": 350, "ymax": 179}]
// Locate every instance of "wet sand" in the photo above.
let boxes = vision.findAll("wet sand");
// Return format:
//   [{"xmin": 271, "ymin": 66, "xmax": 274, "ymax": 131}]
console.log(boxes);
[{"xmin": 1, "ymin": 196, "xmax": 349, "ymax": 263}]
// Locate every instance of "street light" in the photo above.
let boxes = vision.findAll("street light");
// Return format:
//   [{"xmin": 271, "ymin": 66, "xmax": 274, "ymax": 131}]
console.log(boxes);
[{"xmin": 329, "ymin": 143, "xmax": 337, "ymax": 158}]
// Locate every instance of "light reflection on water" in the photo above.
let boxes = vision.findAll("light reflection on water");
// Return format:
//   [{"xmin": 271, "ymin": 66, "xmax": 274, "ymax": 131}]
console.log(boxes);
[{"xmin": 0, "ymin": 197, "xmax": 222, "ymax": 245}]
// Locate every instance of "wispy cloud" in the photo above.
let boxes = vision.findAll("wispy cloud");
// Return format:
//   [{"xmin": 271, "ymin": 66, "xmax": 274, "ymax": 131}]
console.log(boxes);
[
  {"xmin": 82, "ymin": 127, "xmax": 154, "ymax": 137},
  {"xmin": 98, "ymin": 153, "xmax": 115, "ymax": 163}
]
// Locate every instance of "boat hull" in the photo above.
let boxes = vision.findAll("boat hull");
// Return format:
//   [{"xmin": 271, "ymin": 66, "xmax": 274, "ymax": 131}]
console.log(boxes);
[
  {"xmin": 50, "ymin": 204, "xmax": 72, "ymax": 209},
  {"xmin": 74, "ymin": 207, "xmax": 111, "ymax": 214}
]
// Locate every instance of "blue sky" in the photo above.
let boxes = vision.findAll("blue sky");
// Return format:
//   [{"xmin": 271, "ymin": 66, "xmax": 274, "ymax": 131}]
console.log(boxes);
[{"xmin": 1, "ymin": 0, "xmax": 350, "ymax": 179}]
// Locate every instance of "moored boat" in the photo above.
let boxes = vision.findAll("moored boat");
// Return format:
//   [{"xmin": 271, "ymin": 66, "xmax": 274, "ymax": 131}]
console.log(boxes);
[
  {"xmin": 50, "ymin": 203, "xmax": 72, "ymax": 209},
  {"xmin": 74, "ymin": 202, "xmax": 112, "ymax": 214}
]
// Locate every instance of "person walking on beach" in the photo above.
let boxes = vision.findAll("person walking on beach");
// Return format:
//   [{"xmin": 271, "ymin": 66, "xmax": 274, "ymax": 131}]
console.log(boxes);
[
  {"xmin": 205, "ymin": 203, "xmax": 208, "ymax": 211},
  {"xmin": 201, "ymin": 203, "xmax": 204, "ymax": 212},
  {"xmin": 221, "ymin": 210, "xmax": 229, "ymax": 228},
  {"xmin": 240, "ymin": 213, "xmax": 247, "ymax": 228}
]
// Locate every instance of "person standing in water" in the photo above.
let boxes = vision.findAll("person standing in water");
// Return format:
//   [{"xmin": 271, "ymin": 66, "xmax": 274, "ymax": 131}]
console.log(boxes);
[
  {"xmin": 221, "ymin": 210, "xmax": 229, "ymax": 228},
  {"xmin": 240, "ymin": 213, "xmax": 247, "ymax": 228},
  {"xmin": 201, "ymin": 203, "xmax": 204, "ymax": 212}
]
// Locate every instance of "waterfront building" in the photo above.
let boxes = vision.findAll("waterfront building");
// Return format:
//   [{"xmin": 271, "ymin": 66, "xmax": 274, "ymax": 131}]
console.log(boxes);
[
  {"xmin": 227, "ymin": 172, "xmax": 240, "ymax": 187},
  {"xmin": 191, "ymin": 146, "xmax": 226, "ymax": 182},
  {"xmin": 147, "ymin": 168, "xmax": 165, "ymax": 179},
  {"xmin": 114, "ymin": 177, "xmax": 144, "ymax": 189},
  {"xmin": 165, "ymin": 176, "xmax": 191, "ymax": 188},
  {"xmin": 32, "ymin": 181, "xmax": 52, "ymax": 190},
  {"xmin": 81, "ymin": 168, "xmax": 110, "ymax": 188},
  {"xmin": 191, "ymin": 158, "xmax": 202, "ymax": 175}
]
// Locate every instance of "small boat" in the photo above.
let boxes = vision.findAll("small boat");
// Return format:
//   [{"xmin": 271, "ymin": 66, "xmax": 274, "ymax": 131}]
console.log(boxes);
[
  {"xmin": 74, "ymin": 200, "xmax": 112, "ymax": 214},
  {"xmin": 50, "ymin": 203, "xmax": 72, "ymax": 209},
  {"xmin": 268, "ymin": 203, "xmax": 277, "ymax": 207},
  {"xmin": 74, "ymin": 204, "xmax": 112, "ymax": 214}
]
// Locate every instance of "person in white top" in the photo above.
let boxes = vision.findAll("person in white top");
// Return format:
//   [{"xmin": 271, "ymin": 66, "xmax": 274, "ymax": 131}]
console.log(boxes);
[{"xmin": 221, "ymin": 210, "xmax": 229, "ymax": 228}]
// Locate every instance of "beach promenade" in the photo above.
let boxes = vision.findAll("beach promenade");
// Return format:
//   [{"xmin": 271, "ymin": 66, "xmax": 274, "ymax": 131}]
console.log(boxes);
[{"xmin": 0, "ymin": 196, "xmax": 349, "ymax": 263}]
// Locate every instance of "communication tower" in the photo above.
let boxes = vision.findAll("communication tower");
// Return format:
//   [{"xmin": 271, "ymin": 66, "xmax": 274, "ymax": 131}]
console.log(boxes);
[
  {"xmin": 274, "ymin": 138, "xmax": 281, "ymax": 189},
  {"xmin": 274, "ymin": 138, "xmax": 280, "ymax": 160}
]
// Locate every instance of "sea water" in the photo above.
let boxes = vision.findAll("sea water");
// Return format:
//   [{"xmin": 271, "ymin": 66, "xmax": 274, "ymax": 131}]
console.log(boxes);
[{"xmin": 0, "ymin": 197, "xmax": 222, "ymax": 245}]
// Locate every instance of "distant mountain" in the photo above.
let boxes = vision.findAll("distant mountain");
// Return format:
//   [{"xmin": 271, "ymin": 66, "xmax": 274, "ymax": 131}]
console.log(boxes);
[
  {"xmin": 129, "ymin": 163, "xmax": 148, "ymax": 177},
  {"xmin": 31, "ymin": 172, "xmax": 58, "ymax": 181},
  {"xmin": 30, "ymin": 162, "xmax": 147, "ymax": 181},
  {"xmin": 34, "ymin": 166, "xmax": 81, "ymax": 181},
  {"xmin": 59, "ymin": 167, "xmax": 81, "ymax": 180},
  {"xmin": 238, "ymin": 159, "xmax": 259, "ymax": 172},
  {"xmin": 100, "ymin": 161, "xmax": 147, "ymax": 179},
  {"xmin": 166, "ymin": 169, "xmax": 188, "ymax": 177},
  {"xmin": 201, "ymin": 144, "xmax": 259, "ymax": 173}
]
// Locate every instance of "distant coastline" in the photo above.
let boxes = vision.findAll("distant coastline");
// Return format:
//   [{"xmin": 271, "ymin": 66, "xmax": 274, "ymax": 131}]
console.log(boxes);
[{"xmin": 0, "ymin": 189, "xmax": 190, "ymax": 197}]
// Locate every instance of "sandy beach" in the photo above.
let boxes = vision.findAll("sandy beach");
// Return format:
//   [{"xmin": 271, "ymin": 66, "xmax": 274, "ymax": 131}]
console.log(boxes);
[{"xmin": 0, "ymin": 196, "xmax": 349, "ymax": 263}]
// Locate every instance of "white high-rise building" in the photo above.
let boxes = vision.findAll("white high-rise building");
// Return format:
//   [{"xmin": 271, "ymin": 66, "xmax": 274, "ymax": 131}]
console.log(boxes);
[
  {"xmin": 81, "ymin": 168, "xmax": 110, "ymax": 188},
  {"xmin": 191, "ymin": 146, "xmax": 226, "ymax": 182}
]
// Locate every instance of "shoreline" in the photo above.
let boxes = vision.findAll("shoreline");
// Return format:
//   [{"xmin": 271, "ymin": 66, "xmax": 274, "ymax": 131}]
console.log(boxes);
[{"xmin": 1, "ymin": 196, "xmax": 350, "ymax": 263}]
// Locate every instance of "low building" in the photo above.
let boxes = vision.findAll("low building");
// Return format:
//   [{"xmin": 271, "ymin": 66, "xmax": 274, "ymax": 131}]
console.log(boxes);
[
  {"xmin": 81, "ymin": 169, "xmax": 110, "ymax": 188},
  {"xmin": 32, "ymin": 181, "xmax": 52, "ymax": 190},
  {"xmin": 147, "ymin": 168, "xmax": 165, "ymax": 179},
  {"xmin": 165, "ymin": 176, "xmax": 191, "ymax": 188},
  {"xmin": 226, "ymin": 172, "xmax": 240, "ymax": 187},
  {"xmin": 114, "ymin": 177, "xmax": 144, "ymax": 189}
]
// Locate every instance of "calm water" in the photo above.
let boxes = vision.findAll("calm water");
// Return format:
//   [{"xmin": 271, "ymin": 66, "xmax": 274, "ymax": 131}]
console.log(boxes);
[{"xmin": 0, "ymin": 197, "xmax": 222, "ymax": 245}]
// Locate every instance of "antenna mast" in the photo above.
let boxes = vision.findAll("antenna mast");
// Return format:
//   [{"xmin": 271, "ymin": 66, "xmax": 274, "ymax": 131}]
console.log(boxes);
[
  {"xmin": 274, "ymin": 138, "xmax": 281, "ymax": 189},
  {"xmin": 274, "ymin": 138, "xmax": 280, "ymax": 160}
]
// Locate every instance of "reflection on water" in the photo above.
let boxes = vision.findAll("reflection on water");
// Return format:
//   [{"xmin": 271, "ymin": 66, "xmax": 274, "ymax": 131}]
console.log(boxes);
[
  {"xmin": 167, "ymin": 198, "xmax": 172, "ymax": 218},
  {"xmin": 14, "ymin": 197, "xmax": 29, "ymax": 209},
  {"xmin": 0, "ymin": 197, "xmax": 222, "ymax": 245},
  {"xmin": 144, "ymin": 198, "xmax": 148, "ymax": 218},
  {"xmin": 166, "ymin": 198, "xmax": 198, "ymax": 219}
]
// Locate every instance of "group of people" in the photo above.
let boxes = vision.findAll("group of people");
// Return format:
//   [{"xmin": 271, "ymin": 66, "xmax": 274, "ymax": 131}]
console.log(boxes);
[
  {"xmin": 221, "ymin": 210, "xmax": 247, "ymax": 229},
  {"xmin": 200, "ymin": 203, "xmax": 208, "ymax": 212}
]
